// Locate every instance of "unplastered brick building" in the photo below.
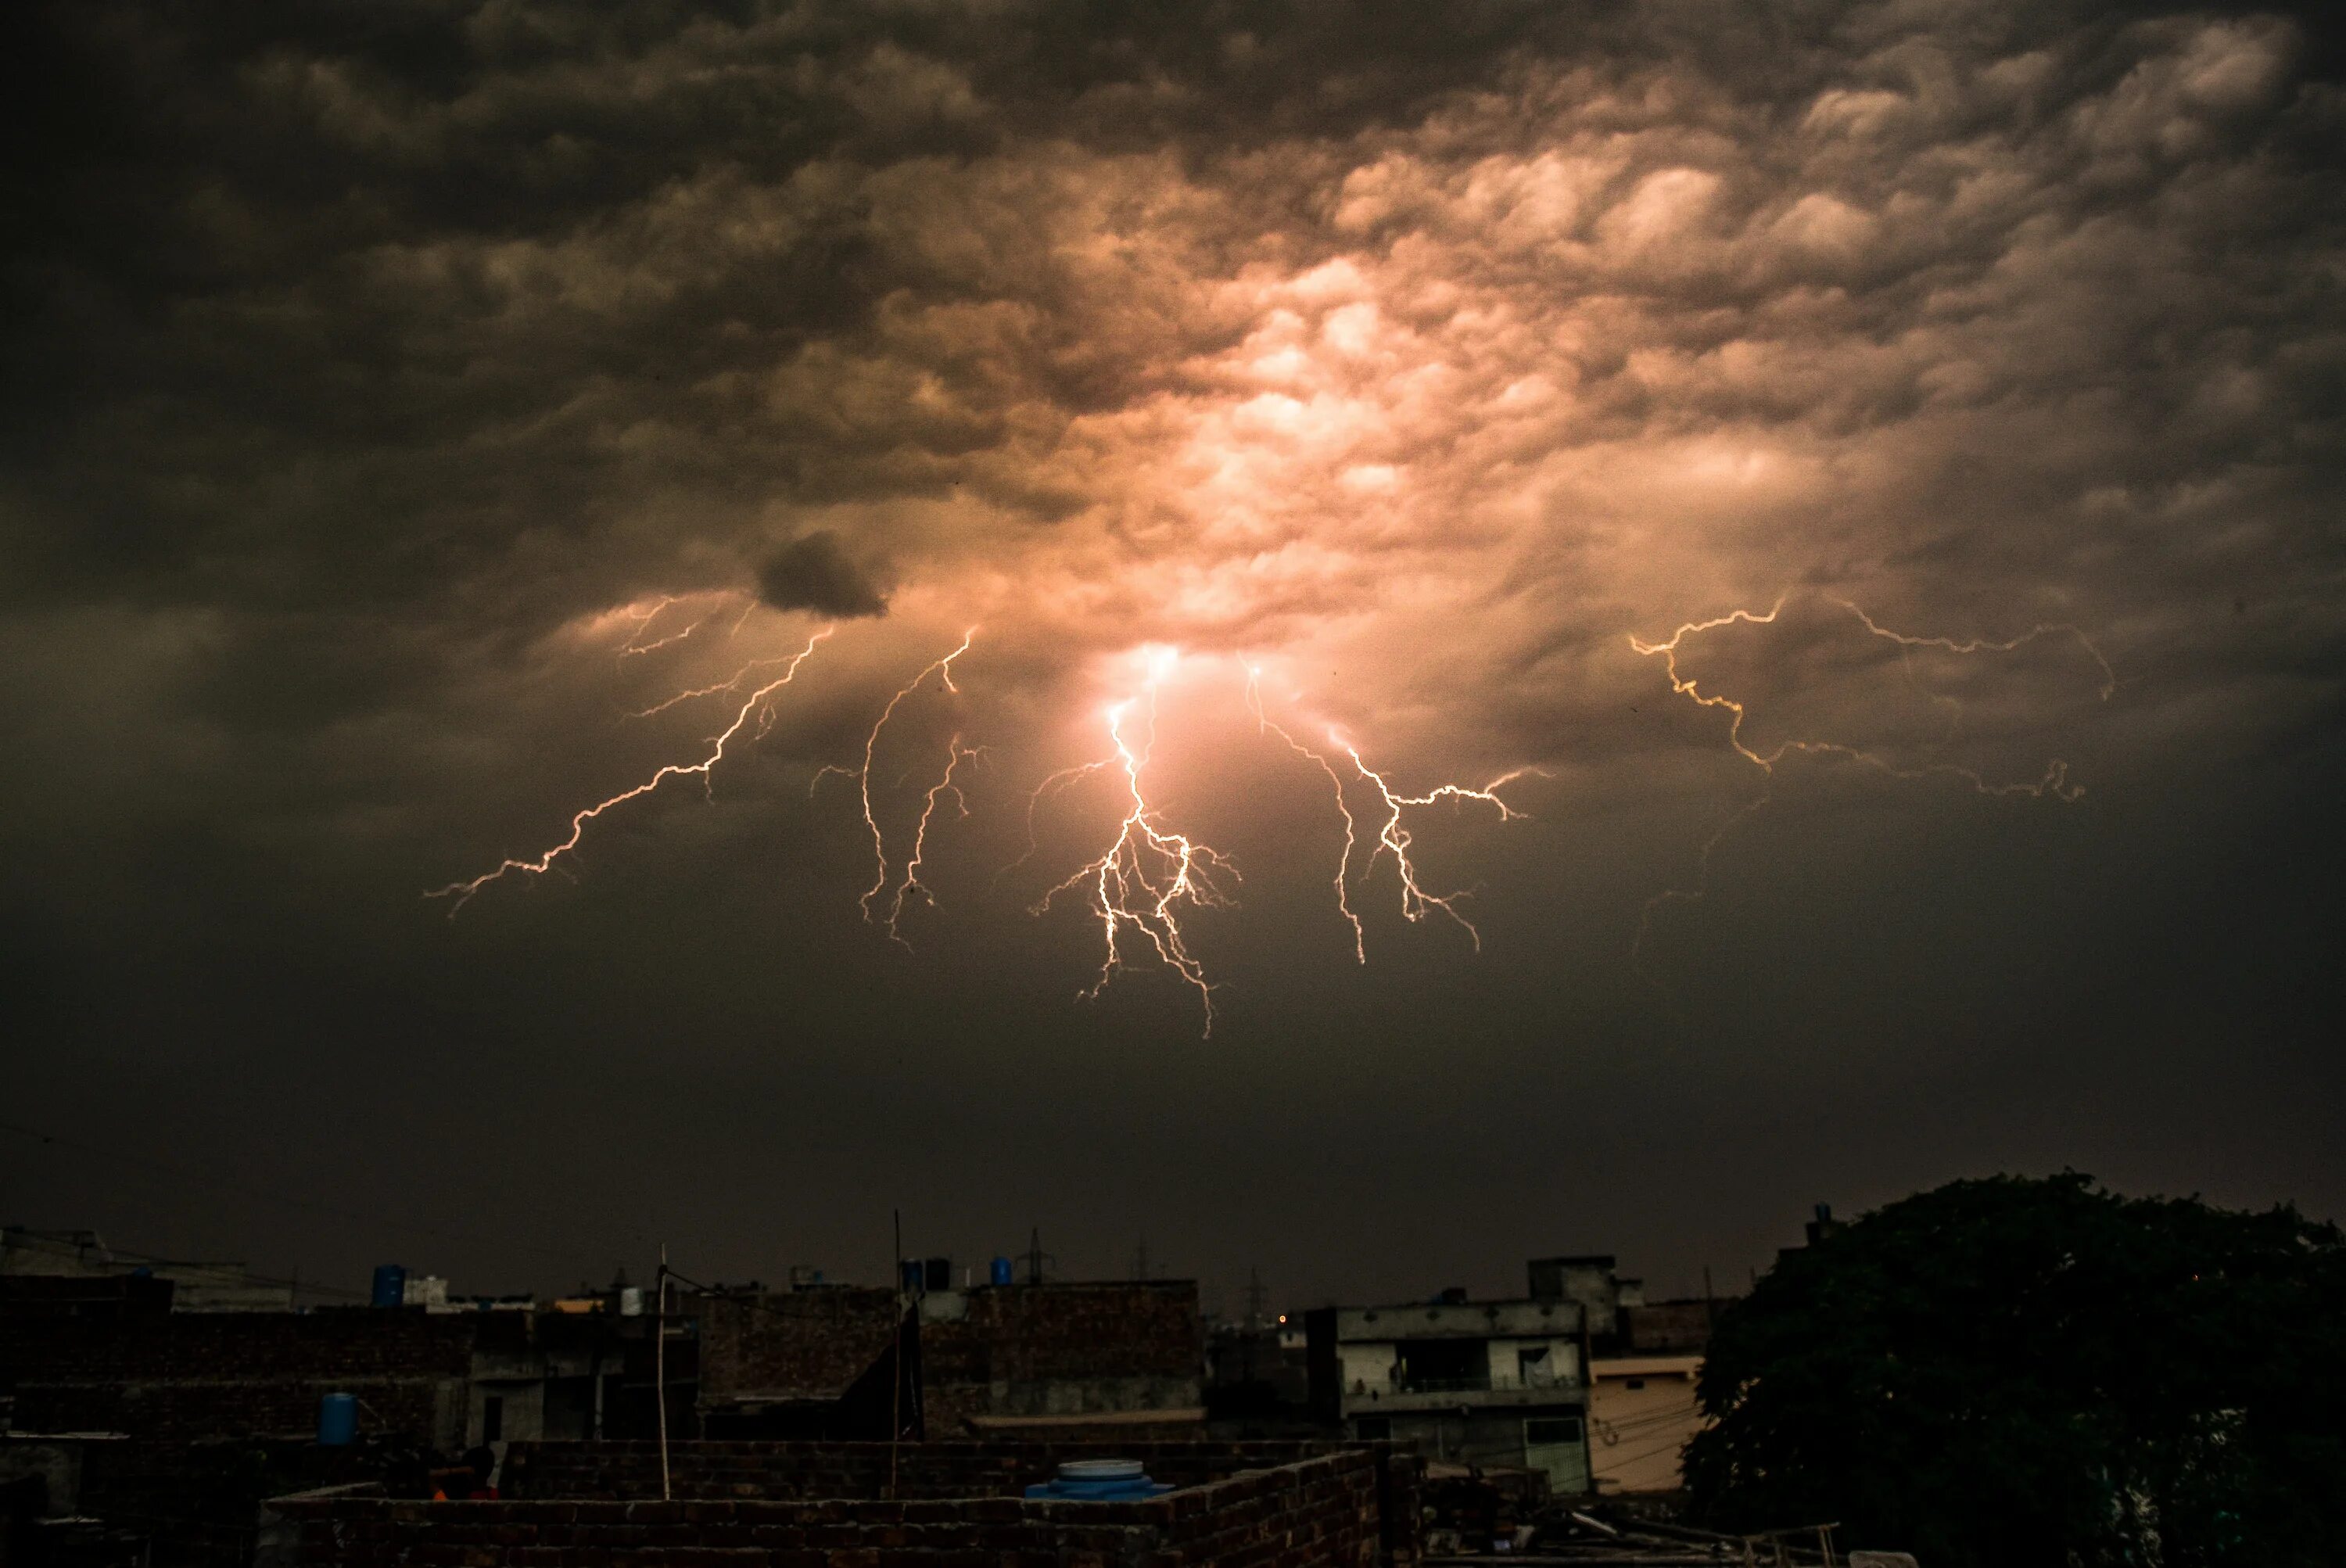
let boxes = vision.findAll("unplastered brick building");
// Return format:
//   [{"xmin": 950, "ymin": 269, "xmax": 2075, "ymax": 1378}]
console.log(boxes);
[
  {"xmin": 273, "ymin": 1439, "xmax": 1421, "ymax": 1568},
  {"xmin": 0, "ymin": 1304, "xmax": 479, "ymax": 1446},
  {"xmin": 698, "ymin": 1280, "xmax": 1205, "ymax": 1436}
]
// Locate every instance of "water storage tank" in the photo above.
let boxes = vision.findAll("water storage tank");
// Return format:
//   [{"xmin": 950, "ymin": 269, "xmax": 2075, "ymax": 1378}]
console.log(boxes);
[
  {"xmin": 990, "ymin": 1256, "xmax": 1014, "ymax": 1286},
  {"xmin": 317, "ymin": 1393, "xmax": 357, "ymax": 1445},
  {"xmin": 370, "ymin": 1265, "xmax": 407, "ymax": 1308},
  {"xmin": 1024, "ymin": 1460, "xmax": 1172, "ymax": 1501}
]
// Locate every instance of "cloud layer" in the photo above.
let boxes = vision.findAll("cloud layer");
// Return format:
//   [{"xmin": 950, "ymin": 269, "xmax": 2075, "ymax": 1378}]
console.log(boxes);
[{"xmin": 5, "ymin": 0, "xmax": 2343, "ymax": 1297}]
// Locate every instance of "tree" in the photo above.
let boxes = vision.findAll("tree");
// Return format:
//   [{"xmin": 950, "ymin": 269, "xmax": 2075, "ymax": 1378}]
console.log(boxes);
[{"xmin": 1684, "ymin": 1174, "xmax": 2346, "ymax": 1567}]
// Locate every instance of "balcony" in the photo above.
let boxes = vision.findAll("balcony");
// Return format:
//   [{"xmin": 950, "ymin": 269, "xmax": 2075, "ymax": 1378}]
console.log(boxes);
[{"xmin": 1342, "ymin": 1370, "xmax": 1580, "ymax": 1415}]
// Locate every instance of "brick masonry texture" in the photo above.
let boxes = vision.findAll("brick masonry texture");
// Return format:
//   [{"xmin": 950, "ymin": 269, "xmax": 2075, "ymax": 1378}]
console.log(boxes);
[
  {"xmin": 274, "ymin": 1442, "xmax": 1421, "ymax": 1568},
  {"xmin": 698, "ymin": 1284, "xmax": 1204, "ymax": 1424},
  {"xmin": 0, "ymin": 1311, "xmax": 477, "ymax": 1442}
]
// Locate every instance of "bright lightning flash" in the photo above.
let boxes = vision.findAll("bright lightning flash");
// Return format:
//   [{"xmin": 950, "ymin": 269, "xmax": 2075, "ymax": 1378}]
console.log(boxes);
[
  {"xmin": 1628, "ymin": 594, "xmax": 2115, "ymax": 960},
  {"xmin": 428, "ymin": 626, "xmax": 834, "ymax": 913},
  {"xmin": 1032, "ymin": 649, "xmax": 1240, "ymax": 1035}
]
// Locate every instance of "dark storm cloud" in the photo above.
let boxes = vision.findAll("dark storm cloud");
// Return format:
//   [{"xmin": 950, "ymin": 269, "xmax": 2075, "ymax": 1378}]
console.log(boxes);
[
  {"xmin": 757, "ymin": 532, "xmax": 888, "ymax": 618},
  {"xmin": 4, "ymin": 0, "xmax": 2344, "ymax": 1304}
]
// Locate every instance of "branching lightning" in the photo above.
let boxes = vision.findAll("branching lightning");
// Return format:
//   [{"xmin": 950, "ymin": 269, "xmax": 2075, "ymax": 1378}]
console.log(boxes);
[
  {"xmin": 428, "ymin": 626, "xmax": 833, "ymax": 913},
  {"xmin": 441, "ymin": 610, "xmax": 1541, "ymax": 1027},
  {"xmin": 616, "ymin": 593, "xmax": 730, "ymax": 658},
  {"xmin": 882, "ymin": 735, "xmax": 987, "ymax": 942},
  {"xmin": 1244, "ymin": 668, "xmax": 1534, "ymax": 960},
  {"xmin": 1332, "ymin": 737, "xmax": 1534, "ymax": 953},
  {"xmin": 812, "ymin": 630, "xmax": 978, "ymax": 945},
  {"xmin": 1628, "ymin": 594, "xmax": 2115, "ymax": 963},
  {"xmin": 1246, "ymin": 669, "xmax": 1365, "ymax": 960},
  {"xmin": 1031, "ymin": 651, "xmax": 1240, "ymax": 1035}
]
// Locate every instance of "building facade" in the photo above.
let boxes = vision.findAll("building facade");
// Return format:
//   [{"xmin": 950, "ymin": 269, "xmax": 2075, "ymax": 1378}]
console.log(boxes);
[
  {"xmin": 1586, "ymin": 1353, "xmax": 1703, "ymax": 1494},
  {"xmin": 1304, "ymin": 1294, "xmax": 1591, "ymax": 1494}
]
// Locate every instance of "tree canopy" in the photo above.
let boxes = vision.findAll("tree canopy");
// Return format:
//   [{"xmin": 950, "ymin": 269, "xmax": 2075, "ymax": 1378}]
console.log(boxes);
[{"xmin": 1684, "ymin": 1174, "xmax": 2346, "ymax": 1567}]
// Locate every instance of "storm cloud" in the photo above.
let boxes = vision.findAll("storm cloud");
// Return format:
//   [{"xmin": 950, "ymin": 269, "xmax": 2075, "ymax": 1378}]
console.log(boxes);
[
  {"xmin": 3, "ymin": 0, "xmax": 2342, "ymax": 1304},
  {"xmin": 758, "ymin": 533, "xmax": 890, "ymax": 618}
]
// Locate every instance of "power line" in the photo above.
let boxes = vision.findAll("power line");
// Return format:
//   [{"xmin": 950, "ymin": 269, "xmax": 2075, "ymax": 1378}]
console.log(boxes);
[
  {"xmin": 0, "ymin": 1225, "xmax": 369, "ymax": 1301},
  {"xmin": 1, "ymin": 1116, "xmax": 609, "ymax": 1269}
]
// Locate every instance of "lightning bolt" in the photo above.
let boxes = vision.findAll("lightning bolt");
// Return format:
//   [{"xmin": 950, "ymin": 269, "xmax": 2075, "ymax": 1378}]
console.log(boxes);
[
  {"xmin": 428, "ymin": 626, "xmax": 833, "ymax": 913},
  {"xmin": 1031, "ymin": 653, "xmax": 1239, "ymax": 1036},
  {"xmin": 1332, "ymin": 740, "xmax": 1533, "ymax": 953},
  {"xmin": 1628, "ymin": 594, "xmax": 2114, "ymax": 963},
  {"xmin": 881, "ymin": 736, "xmax": 988, "ymax": 944},
  {"xmin": 1246, "ymin": 668, "xmax": 1365, "ymax": 962},
  {"xmin": 1246, "ymin": 666, "xmax": 1536, "ymax": 959},
  {"xmin": 812, "ymin": 630, "xmax": 978, "ymax": 940},
  {"xmin": 625, "ymin": 646, "xmax": 822, "ymax": 723},
  {"xmin": 617, "ymin": 593, "xmax": 731, "ymax": 658}
]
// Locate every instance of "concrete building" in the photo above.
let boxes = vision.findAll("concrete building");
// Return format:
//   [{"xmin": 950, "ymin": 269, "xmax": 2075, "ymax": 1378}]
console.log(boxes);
[
  {"xmin": 1304, "ymin": 1288, "xmax": 1592, "ymax": 1494},
  {"xmin": 1535, "ymin": 1255, "xmax": 1722, "ymax": 1497},
  {"xmin": 1587, "ymin": 1353, "xmax": 1704, "ymax": 1494},
  {"xmin": 2, "ymin": 1226, "xmax": 299, "ymax": 1311}
]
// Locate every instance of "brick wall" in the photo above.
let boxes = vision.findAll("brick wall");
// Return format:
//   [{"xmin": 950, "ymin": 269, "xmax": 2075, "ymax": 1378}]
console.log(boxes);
[
  {"xmin": 0, "ymin": 1311, "xmax": 476, "ymax": 1444},
  {"xmin": 698, "ymin": 1292, "xmax": 900, "ymax": 1408},
  {"xmin": 698, "ymin": 1283, "xmax": 1203, "ymax": 1427},
  {"xmin": 1621, "ymin": 1303, "xmax": 1717, "ymax": 1354},
  {"xmin": 500, "ymin": 1440, "xmax": 1368, "ymax": 1502},
  {"xmin": 276, "ymin": 1444, "xmax": 1415, "ymax": 1568}
]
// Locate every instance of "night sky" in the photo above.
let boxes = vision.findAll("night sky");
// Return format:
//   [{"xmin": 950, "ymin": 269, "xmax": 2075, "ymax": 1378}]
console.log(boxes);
[{"xmin": 5, "ymin": 0, "xmax": 2342, "ymax": 1315}]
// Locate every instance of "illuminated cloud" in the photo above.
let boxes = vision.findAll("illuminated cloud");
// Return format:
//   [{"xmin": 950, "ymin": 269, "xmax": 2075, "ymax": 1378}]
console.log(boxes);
[{"xmin": 4, "ymin": 0, "xmax": 2342, "ymax": 1062}]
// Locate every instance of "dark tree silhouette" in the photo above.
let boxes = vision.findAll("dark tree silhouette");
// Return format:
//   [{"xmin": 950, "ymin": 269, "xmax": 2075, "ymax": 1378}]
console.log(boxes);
[{"xmin": 1685, "ymin": 1174, "xmax": 2346, "ymax": 1567}]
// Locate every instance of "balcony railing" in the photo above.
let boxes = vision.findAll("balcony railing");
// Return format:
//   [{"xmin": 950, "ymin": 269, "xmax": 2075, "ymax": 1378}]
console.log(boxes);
[{"xmin": 1352, "ymin": 1370, "xmax": 1572, "ymax": 1398}]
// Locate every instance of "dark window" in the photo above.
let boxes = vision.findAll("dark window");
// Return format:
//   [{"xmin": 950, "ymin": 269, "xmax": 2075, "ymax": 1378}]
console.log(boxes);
[
  {"xmin": 1524, "ymin": 1416, "xmax": 1583, "ymax": 1446},
  {"xmin": 1624, "ymin": 1378, "xmax": 1646, "ymax": 1390},
  {"xmin": 482, "ymin": 1395, "xmax": 504, "ymax": 1444},
  {"xmin": 1355, "ymin": 1417, "xmax": 1392, "ymax": 1440},
  {"xmin": 1395, "ymin": 1338, "xmax": 1487, "ymax": 1391}
]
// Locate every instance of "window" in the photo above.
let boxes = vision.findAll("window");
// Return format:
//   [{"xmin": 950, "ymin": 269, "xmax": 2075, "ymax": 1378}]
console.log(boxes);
[
  {"xmin": 482, "ymin": 1394, "xmax": 504, "ymax": 1444},
  {"xmin": 1394, "ymin": 1338, "xmax": 1487, "ymax": 1392},
  {"xmin": 1624, "ymin": 1378, "xmax": 1646, "ymax": 1390},
  {"xmin": 1524, "ymin": 1416, "xmax": 1583, "ymax": 1447},
  {"xmin": 1517, "ymin": 1347, "xmax": 1552, "ymax": 1387}
]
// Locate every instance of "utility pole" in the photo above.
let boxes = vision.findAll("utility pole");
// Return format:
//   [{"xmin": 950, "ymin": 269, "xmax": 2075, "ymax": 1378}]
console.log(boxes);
[
  {"xmin": 1242, "ymin": 1266, "xmax": 1271, "ymax": 1386},
  {"xmin": 1025, "ymin": 1227, "xmax": 1049, "ymax": 1286},
  {"xmin": 655, "ymin": 1243, "xmax": 670, "ymax": 1502},
  {"xmin": 888, "ymin": 1209, "xmax": 903, "ymax": 1500}
]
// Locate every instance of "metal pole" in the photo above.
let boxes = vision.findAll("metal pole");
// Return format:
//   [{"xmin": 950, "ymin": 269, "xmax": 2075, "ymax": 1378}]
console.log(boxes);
[
  {"xmin": 655, "ymin": 1244, "xmax": 671, "ymax": 1502},
  {"xmin": 888, "ymin": 1209, "xmax": 903, "ymax": 1500}
]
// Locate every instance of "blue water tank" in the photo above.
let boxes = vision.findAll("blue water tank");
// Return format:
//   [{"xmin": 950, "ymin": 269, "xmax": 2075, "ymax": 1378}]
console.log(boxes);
[
  {"xmin": 1024, "ymin": 1460, "xmax": 1171, "ymax": 1502},
  {"xmin": 899, "ymin": 1259, "xmax": 924, "ymax": 1294},
  {"xmin": 318, "ymin": 1393, "xmax": 357, "ymax": 1446},
  {"xmin": 990, "ymin": 1256, "xmax": 1014, "ymax": 1287},
  {"xmin": 370, "ymin": 1265, "xmax": 407, "ymax": 1308}
]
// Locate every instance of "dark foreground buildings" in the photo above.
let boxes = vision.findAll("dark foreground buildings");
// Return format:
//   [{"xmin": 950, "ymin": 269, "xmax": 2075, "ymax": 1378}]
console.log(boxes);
[
  {"xmin": 274, "ymin": 1439, "xmax": 1419, "ymax": 1568},
  {"xmin": 2, "ymin": 1231, "xmax": 1731, "ymax": 1566}
]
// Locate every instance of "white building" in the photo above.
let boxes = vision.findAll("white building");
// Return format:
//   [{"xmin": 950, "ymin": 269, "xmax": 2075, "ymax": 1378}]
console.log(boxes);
[{"xmin": 1306, "ymin": 1292, "xmax": 1592, "ymax": 1494}]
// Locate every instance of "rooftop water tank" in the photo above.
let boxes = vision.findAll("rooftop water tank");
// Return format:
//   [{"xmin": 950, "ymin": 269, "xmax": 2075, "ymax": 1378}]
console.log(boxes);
[
  {"xmin": 370, "ymin": 1265, "xmax": 407, "ymax": 1309},
  {"xmin": 990, "ymin": 1256, "xmax": 1013, "ymax": 1287},
  {"xmin": 1024, "ymin": 1460, "xmax": 1173, "ymax": 1501},
  {"xmin": 317, "ymin": 1392, "xmax": 357, "ymax": 1446}
]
